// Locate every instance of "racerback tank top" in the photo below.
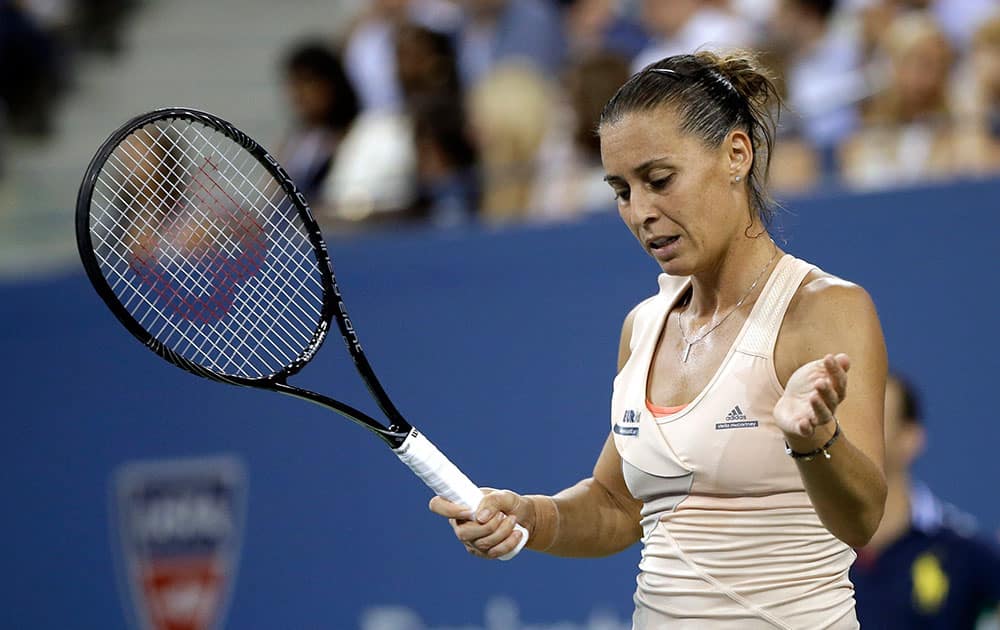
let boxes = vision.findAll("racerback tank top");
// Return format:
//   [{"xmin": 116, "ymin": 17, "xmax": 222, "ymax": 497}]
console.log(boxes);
[{"xmin": 611, "ymin": 254, "xmax": 859, "ymax": 630}]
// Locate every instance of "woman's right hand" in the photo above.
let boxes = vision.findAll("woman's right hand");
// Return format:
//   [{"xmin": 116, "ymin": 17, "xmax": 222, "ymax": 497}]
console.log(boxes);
[{"xmin": 429, "ymin": 488, "xmax": 533, "ymax": 559}]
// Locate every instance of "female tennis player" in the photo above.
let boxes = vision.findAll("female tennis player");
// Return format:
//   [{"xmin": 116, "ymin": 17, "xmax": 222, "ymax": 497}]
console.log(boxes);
[{"xmin": 431, "ymin": 51, "xmax": 887, "ymax": 629}]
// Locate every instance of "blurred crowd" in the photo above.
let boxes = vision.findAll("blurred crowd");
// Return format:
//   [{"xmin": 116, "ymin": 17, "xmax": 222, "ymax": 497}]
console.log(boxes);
[
  {"xmin": 275, "ymin": 0, "xmax": 1000, "ymax": 233},
  {"xmin": 0, "ymin": 0, "xmax": 136, "ymax": 172}
]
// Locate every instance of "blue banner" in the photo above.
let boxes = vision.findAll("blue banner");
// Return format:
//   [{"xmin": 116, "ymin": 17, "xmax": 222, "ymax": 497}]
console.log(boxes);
[{"xmin": 3, "ymin": 178, "xmax": 998, "ymax": 628}]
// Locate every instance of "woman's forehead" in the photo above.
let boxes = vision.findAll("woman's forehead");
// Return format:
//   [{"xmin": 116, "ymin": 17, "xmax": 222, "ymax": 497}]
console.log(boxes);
[
  {"xmin": 599, "ymin": 108, "xmax": 698, "ymax": 166},
  {"xmin": 601, "ymin": 104, "xmax": 682, "ymax": 133}
]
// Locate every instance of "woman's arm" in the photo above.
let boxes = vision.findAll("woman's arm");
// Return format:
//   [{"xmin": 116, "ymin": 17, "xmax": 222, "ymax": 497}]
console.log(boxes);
[
  {"xmin": 428, "ymin": 308, "xmax": 644, "ymax": 558},
  {"xmin": 531, "ymin": 434, "xmax": 644, "ymax": 557},
  {"xmin": 773, "ymin": 275, "xmax": 888, "ymax": 548}
]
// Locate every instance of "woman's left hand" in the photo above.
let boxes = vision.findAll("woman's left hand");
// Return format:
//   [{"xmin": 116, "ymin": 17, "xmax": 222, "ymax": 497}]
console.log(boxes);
[{"xmin": 774, "ymin": 353, "xmax": 850, "ymax": 439}]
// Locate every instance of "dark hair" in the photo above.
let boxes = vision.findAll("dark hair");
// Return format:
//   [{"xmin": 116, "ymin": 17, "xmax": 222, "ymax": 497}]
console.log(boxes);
[
  {"xmin": 412, "ymin": 95, "xmax": 477, "ymax": 169},
  {"xmin": 283, "ymin": 40, "xmax": 360, "ymax": 133},
  {"xmin": 599, "ymin": 51, "xmax": 782, "ymax": 225},
  {"xmin": 790, "ymin": 0, "xmax": 838, "ymax": 21},
  {"xmin": 568, "ymin": 51, "xmax": 632, "ymax": 159},
  {"xmin": 889, "ymin": 372, "xmax": 923, "ymax": 425},
  {"xmin": 395, "ymin": 23, "xmax": 461, "ymax": 102}
]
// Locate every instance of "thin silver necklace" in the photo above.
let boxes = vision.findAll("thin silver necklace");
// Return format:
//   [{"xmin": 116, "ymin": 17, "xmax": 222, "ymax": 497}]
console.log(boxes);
[{"xmin": 677, "ymin": 247, "xmax": 778, "ymax": 363}]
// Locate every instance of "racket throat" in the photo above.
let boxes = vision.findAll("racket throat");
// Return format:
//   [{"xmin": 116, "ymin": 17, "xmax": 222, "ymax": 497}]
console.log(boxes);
[{"xmin": 271, "ymin": 382, "xmax": 411, "ymax": 447}]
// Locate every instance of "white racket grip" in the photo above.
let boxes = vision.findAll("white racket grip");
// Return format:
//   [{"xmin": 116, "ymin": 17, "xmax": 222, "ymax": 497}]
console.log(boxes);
[{"xmin": 394, "ymin": 429, "xmax": 529, "ymax": 561}]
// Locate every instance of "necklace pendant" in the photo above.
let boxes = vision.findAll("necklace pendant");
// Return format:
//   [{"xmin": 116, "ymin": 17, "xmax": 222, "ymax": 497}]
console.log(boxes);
[{"xmin": 682, "ymin": 342, "xmax": 692, "ymax": 363}]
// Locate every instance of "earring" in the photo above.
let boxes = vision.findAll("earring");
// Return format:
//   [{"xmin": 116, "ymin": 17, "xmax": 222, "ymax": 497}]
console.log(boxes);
[{"xmin": 734, "ymin": 175, "xmax": 742, "ymax": 183}]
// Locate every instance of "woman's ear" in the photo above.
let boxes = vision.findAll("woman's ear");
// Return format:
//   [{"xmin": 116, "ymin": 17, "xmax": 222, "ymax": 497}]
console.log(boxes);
[{"xmin": 727, "ymin": 128, "xmax": 753, "ymax": 182}]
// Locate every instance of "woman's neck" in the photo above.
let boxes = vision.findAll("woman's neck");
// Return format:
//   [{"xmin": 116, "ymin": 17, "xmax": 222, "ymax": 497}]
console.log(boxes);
[{"xmin": 686, "ymin": 233, "xmax": 778, "ymax": 318}]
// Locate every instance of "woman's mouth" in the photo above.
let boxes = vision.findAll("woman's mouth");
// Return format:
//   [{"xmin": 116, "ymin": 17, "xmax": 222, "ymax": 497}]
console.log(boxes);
[{"xmin": 648, "ymin": 235, "xmax": 680, "ymax": 259}]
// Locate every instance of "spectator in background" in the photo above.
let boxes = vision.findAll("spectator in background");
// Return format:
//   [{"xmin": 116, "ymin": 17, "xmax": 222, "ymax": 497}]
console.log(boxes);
[
  {"xmin": 854, "ymin": 0, "xmax": 995, "ymax": 65},
  {"xmin": 341, "ymin": 0, "xmax": 459, "ymax": 113},
  {"xmin": 532, "ymin": 50, "xmax": 631, "ymax": 221},
  {"xmin": 731, "ymin": 0, "xmax": 782, "ymax": 33},
  {"xmin": 963, "ymin": 14, "xmax": 1000, "ymax": 128},
  {"xmin": 276, "ymin": 41, "xmax": 359, "ymax": 202},
  {"xmin": 851, "ymin": 372, "xmax": 1000, "ymax": 629},
  {"xmin": 768, "ymin": 0, "xmax": 866, "ymax": 169},
  {"xmin": 951, "ymin": 13, "xmax": 1000, "ymax": 176},
  {"xmin": 456, "ymin": 0, "xmax": 567, "ymax": 86},
  {"xmin": 767, "ymin": 129, "xmax": 824, "ymax": 195},
  {"xmin": 468, "ymin": 63, "xmax": 553, "ymax": 223},
  {"xmin": 840, "ymin": 13, "xmax": 960, "ymax": 189},
  {"xmin": 412, "ymin": 96, "xmax": 479, "ymax": 227},
  {"xmin": 0, "ymin": 0, "xmax": 63, "ymax": 136},
  {"xmin": 632, "ymin": 0, "xmax": 758, "ymax": 72},
  {"xmin": 342, "ymin": 0, "xmax": 409, "ymax": 113},
  {"xmin": 70, "ymin": 0, "xmax": 136, "ymax": 55},
  {"xmin": 557, "ymin": 0, "xmax": 650, "ymax": 60},
  {"xmin": 321, "ymin": 23, "xmax": 465, "ymax": 228}
]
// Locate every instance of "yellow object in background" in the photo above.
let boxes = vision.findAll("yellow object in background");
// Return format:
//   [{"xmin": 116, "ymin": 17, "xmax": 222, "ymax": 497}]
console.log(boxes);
[{"xmin": 912, "ymin": 552, "xmax": 950, "ymax": 613}]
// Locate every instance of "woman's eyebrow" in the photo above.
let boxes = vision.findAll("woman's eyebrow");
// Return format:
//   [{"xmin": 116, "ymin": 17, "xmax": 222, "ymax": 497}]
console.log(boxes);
[{"xmin": 604, "ymin": 157, "xmax": 675, "ymax": 183}]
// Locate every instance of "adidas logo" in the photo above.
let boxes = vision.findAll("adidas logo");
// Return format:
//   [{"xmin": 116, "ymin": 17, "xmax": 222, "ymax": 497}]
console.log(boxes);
[{"xmin": 715, "ymin": 405, "xmax": 757, "ymax": 431}]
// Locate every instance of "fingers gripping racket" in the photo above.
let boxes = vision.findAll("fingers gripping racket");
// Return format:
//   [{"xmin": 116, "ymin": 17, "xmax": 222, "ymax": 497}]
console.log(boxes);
[{"xmin": 75, "ymin": 107, "xmax": 528, "ymax": 559}]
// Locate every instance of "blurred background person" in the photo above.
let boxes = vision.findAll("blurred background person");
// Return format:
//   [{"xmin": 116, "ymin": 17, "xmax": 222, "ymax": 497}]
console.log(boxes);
[
  {"xmin": 530, "ymin": 50, "xmax": 631, "ymax": 221},
  {"xmin": 855, "ymin": 0, "xmax": 997, "ymax": 56},
  {"xmin": 951, "ymin": 13, "xmax": 1000, "ymax": 177},
  {"xmin": 276, "ymin": 40, "xmax": 360, "ymax": 203},
  {"xmin": 839, "ymin": 12, "xmax": 960, "ymax": 189},
  {"xmin": 468, "ymin": 62, "xmax": 553, "ymax": 224},
  {"xmin": 632, "ymin": 0, "xmax": 758, "ymax": 71},
  {"xmin": 767, "ymin": 130, "xmax": 824, "ymax": 195},
  {"xmin": 341, "ymin": 0, "xmax": 459, "ymax": 113},
  {"xmin": 455, "ymin": 0, "xmax": 567, "ymax": 86},
  {"xmin": 321, "ymin": 23, "xmax": 467, "ymax": 229},
  {"xmin": 0, "ymin": 0, "xmax": 65, "ymax": 137},
  {"xmin": 342, "ymin": 0, "xmax": 410, "ymax": 114},
  {"xmin": 69, "ymin": 0, "xmax": 136, "ymax": 55},
  {"xmin": 851, "ymin": 372, "xmax": 1000, "ymax": 629},
  {"xmin": 411, "ymin": 95, "xmax": 479, "ymax": 228},
  {"xmin": 962, "ymin": 14, "xmax": 1000, "ymax": 135},
  {"xmin": 767, "ymin": 0, "xmax": 867, "ymax": 175},
  {"xmin": 557, "ymin": 0, "xmax": 649, "ymax": 60}
]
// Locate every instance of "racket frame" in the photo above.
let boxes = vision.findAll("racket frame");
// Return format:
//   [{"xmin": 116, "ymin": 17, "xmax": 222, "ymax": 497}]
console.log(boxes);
[
  {"xmin": 76, "ymin": 107, "xmax": 530, "ymax": 559},
  {"xmin": 75, "ymin": 107, "xmax": 410, "ymax": 446}
]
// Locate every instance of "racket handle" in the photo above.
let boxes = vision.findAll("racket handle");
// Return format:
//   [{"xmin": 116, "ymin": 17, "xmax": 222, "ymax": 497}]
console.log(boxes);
[{"xmin": 394, "ymin": 429, "xmax": 529, "ymax": 561}]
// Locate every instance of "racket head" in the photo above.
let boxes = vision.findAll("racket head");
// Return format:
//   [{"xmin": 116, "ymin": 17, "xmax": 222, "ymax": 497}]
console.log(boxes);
[{"xmin": 76, "ymin": 107, "xmax": 337, "ymax": 385}]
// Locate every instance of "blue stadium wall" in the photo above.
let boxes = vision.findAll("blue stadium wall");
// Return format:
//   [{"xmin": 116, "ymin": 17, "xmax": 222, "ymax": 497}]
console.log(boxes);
[{"xmin": 3, "ymin": 178, "xmax": 998, "ymax": 628}]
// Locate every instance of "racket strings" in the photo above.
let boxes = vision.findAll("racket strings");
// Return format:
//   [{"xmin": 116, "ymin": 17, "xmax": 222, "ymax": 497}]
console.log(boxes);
[
  {"xmin": 92, "ymin": 131, "xmax": 289, "ymax": 368},
  {"xmin": 93, "ymin": 136, "xmax": 249, "ymax": 354},
  {"xmin": 101, "ymin": 138, "xmax": 258, "ymax": 319},
  {"xmin": 99, "ymin": 122, "xmax": 320, "ymax": 376},
  {"xmin": 94, "ymin": 130, "xmax": 316, "ymax": 376},
  {"xmin": 89, "ymin": 118, "xmax": 326, "ymax": 379},
  {"xmin": 170, "ymin": 123, "xmax": 328, "ymax": 369},
  {"xmin": 150, "ymin": 121, "xmax": 322, "ymax": 361},
  {"xmin": 92, "ymin": 132, "xmax": 293, "ymax": 374}
]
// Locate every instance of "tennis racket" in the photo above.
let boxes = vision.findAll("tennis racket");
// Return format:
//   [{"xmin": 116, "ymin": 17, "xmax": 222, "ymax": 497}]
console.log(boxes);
[{"xmin": 75, "ymin": 107, "xmax": 528, "ymax": 560}]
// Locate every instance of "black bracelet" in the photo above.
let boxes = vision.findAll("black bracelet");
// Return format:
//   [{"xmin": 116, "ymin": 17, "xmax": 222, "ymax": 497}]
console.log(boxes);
[{"xmin": 785, "ymin": 420, "xmax": 841, "ymax": 461}]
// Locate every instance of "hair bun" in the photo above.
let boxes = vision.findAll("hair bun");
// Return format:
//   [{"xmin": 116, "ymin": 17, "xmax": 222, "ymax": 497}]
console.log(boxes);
[{"xmin": 699, "ymin": 50, "xmax": 778, "ymax": 110}]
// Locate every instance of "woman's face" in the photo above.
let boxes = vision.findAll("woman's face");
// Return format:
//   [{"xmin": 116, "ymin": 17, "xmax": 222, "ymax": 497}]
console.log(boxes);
[
  {"xmin": 600, "ymin": 106, "xmax": 750, "ymax": 276},
  {"xmin": 973, "ymin": 41, "xmax": 1000, "ymax": 101},
  {"xmin": 287, "ymin": 71, "xmax": 333, "ymax": 126},
  {"xmin": 892, "ymin": 32, "xmax": 951, "ymax": 115}
]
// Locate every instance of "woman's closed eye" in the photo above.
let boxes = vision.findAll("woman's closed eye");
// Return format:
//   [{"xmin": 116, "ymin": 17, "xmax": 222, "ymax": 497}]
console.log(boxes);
[{"xmin": 649, "ymin": 174, "xmax": 674, "ymax": 191}]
